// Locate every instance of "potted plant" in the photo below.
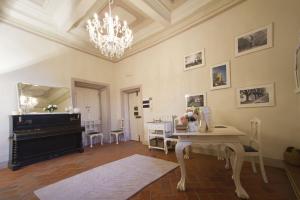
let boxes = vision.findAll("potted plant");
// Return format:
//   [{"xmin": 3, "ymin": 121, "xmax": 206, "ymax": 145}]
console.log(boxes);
[{"xmin": 43, "ymin": 105, "xmax": 58, "ymax": 113}]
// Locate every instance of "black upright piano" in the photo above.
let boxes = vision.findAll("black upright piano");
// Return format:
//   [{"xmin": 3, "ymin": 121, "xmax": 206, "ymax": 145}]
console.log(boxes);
[{"xmin": 8, "ymin": 113, "xmax": 84, "ymax": 170}]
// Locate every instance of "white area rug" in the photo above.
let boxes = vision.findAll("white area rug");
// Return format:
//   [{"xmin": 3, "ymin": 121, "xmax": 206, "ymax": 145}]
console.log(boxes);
[{"xmin": 34, "ymin": 154, "xmax": 178, "ymax": 200}]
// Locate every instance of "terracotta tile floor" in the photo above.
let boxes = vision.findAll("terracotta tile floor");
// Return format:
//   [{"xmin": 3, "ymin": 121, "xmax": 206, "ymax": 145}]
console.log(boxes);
[{"xmin": 0, "ymin": 141, "xmax": 295, "ymax": 200}]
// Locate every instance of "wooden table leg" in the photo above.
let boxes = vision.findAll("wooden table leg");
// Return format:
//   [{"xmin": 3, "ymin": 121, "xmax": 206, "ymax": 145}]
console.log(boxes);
[
  {"xmin": 227, "ymin": 143, "xmax": 249, "ymax": 199},
  {"xmin": 175, "ymin": 141, "xmax": 192, "ymax": 191}
]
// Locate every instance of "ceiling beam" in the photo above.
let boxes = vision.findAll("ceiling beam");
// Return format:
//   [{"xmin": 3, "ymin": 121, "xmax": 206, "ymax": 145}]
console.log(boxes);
[
  {"xmin": 74, "ymin": 0, "xmax": 108, "ymax": 30},
  {"xmin": 127, "ymin": 0, "xmax": 171, "ymax": 26},
  {"xmin": 62, "ymin": 0, "xmax": 97, "ymax": 32}
]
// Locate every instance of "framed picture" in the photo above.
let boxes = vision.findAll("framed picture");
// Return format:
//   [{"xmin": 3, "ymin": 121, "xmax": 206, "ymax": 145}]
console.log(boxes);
[
  {"xmin": 210, "ymin": 62, "xmax": 231, "ymax": 90},
  {"xmin": 295, "ymin": 40, "xmax": 300, "ymax": 93},
  {"xmin": 236, "ymin": 83, "xmax": 275, "ymax": 108},
  {"xmin": 184, "ymin": 49, "xmax": 205, "ymax": 71},
  {"xmin": 186, "ymin": 93, "xmax": 206, "ymax": 108},
  {"xmin": 235, "ymin": 24, "xmax": 273, "ymax": 57}
]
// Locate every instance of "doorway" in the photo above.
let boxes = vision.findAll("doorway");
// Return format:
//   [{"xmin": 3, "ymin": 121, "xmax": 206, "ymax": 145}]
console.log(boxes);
[
  {"xmin": 71, "ymin": 78, "xmax": 111, "ymax": 145},
  {"xmin": 121, "ymin": 86, "xmax": 144, "ymax": 143}
]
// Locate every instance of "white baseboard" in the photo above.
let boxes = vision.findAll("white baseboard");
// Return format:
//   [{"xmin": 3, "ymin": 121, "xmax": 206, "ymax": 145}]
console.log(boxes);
[
  {"xmin": 191, "ymin": 147, "xmax": 284, "ymax": 169},
  {"xmin": 0, "ymin": 161, "xmax": 8, "ymax": 170}
]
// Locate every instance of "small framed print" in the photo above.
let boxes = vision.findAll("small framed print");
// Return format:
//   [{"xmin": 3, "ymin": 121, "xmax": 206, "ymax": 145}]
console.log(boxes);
[
  {"xmin": 184, "ymin": 49, "xmax": 205, "ymax": 71},
  {"xmin": 210, "ymin": 62, "xmax": 231, "ymax": 90},
  {"xmin": 185, "ymin": 93, "xmax": 206, "ymax": 108},
  {"xmin": 235, "ymin": 24, "xmax": 273, "ymax": 57},
  {"xmin": 236, "ymin": 83, "xmax": 275, "ymax": 108}
]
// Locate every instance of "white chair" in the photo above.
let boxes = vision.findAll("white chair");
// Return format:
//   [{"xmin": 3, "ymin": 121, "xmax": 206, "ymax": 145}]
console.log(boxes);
[
  {"xmin": 164, "ymin": 117, "xmax": 190, "ymax": 159},
  {"xmin": 84, "ymin": 120, "xmax": 104, "ymax": 148},
  {"xmin": 110, "ymin": 119, "xmax": 124, "ymax": 144},
  {"xmin": 225, "ymin": 118, "xmax": 268, "ymax": 183},
  {"xmin": 164, "ymin": 135, "xmax": 178, "ymax": 154}
]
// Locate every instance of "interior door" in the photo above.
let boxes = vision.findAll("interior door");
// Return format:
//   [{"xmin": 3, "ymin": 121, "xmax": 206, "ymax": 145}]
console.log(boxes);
[
  {"xmin": 128, "ymin": 92, "xmax": 141, "ymax": 141},
  {"xmin": 75, "ymin": 87, "xmax": 101, "ymax": 122}
]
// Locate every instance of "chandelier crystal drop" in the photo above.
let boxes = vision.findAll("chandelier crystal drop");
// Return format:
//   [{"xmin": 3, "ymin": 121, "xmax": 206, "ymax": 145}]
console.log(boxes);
[{"xmin": 86, "ymin": 0, "xmax": 133, "ymax": 58}]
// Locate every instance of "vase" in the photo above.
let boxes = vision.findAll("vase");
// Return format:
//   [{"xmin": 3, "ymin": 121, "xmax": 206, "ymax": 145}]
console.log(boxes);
[{"xmin": 188, "ymin": 121, "xmax": 198, "ymax": 132}]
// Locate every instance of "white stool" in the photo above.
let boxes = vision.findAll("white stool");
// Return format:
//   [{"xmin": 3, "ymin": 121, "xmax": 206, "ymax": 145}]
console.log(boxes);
[
  {"xmin": 110, "ymin": 130, "xmax": 123, "ymax": 144},
  {"xmin": 110, "ymin": 119, "xmax": 124, "ymax": 144}
]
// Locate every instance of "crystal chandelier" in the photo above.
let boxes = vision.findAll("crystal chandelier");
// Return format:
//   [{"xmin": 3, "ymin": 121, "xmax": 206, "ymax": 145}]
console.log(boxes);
[{"xmin": 86, "ymin": 0, "xmax": 133, "ymax": 58}]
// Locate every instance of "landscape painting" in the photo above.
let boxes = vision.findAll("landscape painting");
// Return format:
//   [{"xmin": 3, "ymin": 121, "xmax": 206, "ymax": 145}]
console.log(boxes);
[
  {"xmin": 235, "ymin": 24, "xmax": 273, "ymax": 57},
  {"xmin": 186, "ymin": 93, "xmax": 206, "ymax": 108},
  {"xmin": 210, "ymin": 62, "xmax": 230, "ymax": 90},
  {"xmin": 184, "ymin": 49, "xmax": 205, "ymax": 71},
  {"xmin": 237, "ymin": 83, "xmax": 275, "ymax": 108}
]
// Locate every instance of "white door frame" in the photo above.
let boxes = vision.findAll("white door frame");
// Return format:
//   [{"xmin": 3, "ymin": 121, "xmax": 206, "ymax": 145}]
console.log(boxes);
[
  {"xmin": 71, "ymin": 78, "xmax": 111, "ymax": 133},
  {"xmin": 120, "ymin": 85, "xmax": 144, "ymax": 143}
]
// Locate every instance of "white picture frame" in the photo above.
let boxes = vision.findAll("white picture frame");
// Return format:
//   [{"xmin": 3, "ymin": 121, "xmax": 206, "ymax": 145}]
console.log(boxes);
[
  {"xmin": 185, "ymin": 93, "xmax": 207, "ymax": 108},
  {"xmin": 210, "ymin": 61, "xmax": 231, "ymax": 90},
  {"xmin": 184, "ymin": 49, "xmax": 205, "ymax": 71},
  {"xmin": 236, "ymin": 83, "xmax": 275, "ymax": 108},
  {"xmin": 235, "ymin": 23, "xmax": 273, "ymax": 57},
  {"xmin": 295, "ymin": 41, "xmax": 300, "ymax": 93}
]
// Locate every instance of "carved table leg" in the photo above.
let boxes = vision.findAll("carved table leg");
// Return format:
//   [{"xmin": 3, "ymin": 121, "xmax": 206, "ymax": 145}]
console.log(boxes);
[
  {"xmin": 224, "ymin": 147, "xmax": 231, "ymax": 169},
  {"xmin": 184, "ymin": 145, "xmax": 190, "ymax": 159},
  {"xmin": 175, "ymin": 141, "xmax": 192, "ymax": 191},
  {"xmin": 228, "ymin": 143, "xmax": 249, "ymax": 199}
]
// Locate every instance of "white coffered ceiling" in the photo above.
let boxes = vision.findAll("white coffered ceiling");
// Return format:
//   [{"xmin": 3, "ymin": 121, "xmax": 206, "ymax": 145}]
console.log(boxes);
[{"xmin": 0, "ymin": 0, "xmax": 244, "ymax": 62}]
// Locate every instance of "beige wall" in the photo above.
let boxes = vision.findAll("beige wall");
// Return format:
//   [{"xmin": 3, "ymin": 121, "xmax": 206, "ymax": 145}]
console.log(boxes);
[
  {"xmin": 113, "ymin": 0, "xmax": 300, "ymax": 160},
  {"xmin": 0, "ymin": 23, "xmax": 114, "ymax": 163},
  {"xmin": 1, "ymin": 0, "xmax": 300, "ymax": 163}
]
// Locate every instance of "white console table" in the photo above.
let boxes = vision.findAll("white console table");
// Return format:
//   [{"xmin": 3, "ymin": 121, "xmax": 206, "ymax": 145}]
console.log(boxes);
[{"xmin": 147, "ymin": 121, "xmax": 172, "ymax": 151}]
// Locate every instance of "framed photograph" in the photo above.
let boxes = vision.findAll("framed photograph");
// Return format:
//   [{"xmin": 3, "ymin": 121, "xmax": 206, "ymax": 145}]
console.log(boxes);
[
  {"xmin": 235, "ymin": 24, "xmax": 273, "ymax": 57},
  {"xmin": 186, "ymin": 93, "xmax": 206, "ymax": 108},
  {"xmin": 210, "ymin": 62, "xmax": 231, "ymax": 90},
  {"xmin": 184, "ymin": 49, "xmax": 205, "ymax": 71},
  {"xmin": 236, "ymin": 83, "xmax": 275, "ymax": 108},
  {"xmin": 295, "ymin": 41, "xmax": 300, "ymax": 93}
]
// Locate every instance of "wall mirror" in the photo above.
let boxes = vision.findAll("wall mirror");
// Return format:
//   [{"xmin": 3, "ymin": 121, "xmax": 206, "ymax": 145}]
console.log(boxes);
[{"xmin": 17, "ymin": 82, "xmax": 72, "ymax": 113}]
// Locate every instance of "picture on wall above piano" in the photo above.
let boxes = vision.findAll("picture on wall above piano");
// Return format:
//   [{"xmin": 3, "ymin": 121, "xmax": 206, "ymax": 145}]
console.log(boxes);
[{"xmin": 17, "ymin": 82, "xmax": 72, "ymax": 113}]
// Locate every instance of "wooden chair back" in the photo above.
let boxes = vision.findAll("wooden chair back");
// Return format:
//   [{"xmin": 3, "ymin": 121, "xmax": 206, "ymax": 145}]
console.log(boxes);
[
  {"xmin": 84, "ymin": 120, "xmax": 101, "ymax": 133},
  {"xmin": 249, "ymin": 118, "xmax": 262, "ymax": 151}
]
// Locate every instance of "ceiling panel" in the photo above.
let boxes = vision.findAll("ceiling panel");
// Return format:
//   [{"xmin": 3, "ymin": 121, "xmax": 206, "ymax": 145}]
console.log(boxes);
[
  {"xmin": 0, "ymin": 0, "xmax": 245, "ymax": 62},
  {"xmin": 28, "ymin": 0, "xmax": 46, "ymax": 7},
  {"xmin": 159, "ymin": 0, "xmax": 188, "ymax": 11}
]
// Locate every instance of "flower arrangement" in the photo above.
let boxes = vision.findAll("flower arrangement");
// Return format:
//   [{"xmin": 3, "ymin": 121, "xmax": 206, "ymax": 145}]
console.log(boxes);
[
  {"xmin": 180, "ymin": 107, "xmax": 200, "ymax": 126},
  {"xmin": 43, "ymin": 104, "xmax": 58, "ymax": 112}
]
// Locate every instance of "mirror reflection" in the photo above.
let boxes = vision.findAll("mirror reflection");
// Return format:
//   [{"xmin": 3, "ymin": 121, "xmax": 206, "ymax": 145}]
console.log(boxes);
[{"xmin": 17, "ymin": 83, "xmax": 72, "ymax": 113}]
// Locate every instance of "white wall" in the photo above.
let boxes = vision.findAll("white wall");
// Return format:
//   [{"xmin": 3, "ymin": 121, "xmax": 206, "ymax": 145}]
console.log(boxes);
[
  {"xmin": 1, "ymin": 0, "xmax": 300, "ymax": 163},
  {"xmin": 0, "ymin": 23, "xmax": 114, "ymax": 163},
  {"xmin": 112, "ymin": 0, "xmax": 300, "ymax": 160}
]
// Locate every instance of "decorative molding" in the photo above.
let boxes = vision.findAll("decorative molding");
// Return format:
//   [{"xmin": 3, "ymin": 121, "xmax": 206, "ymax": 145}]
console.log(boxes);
[
  {"xmin": 171, "ymin": 0, "xmax": 211, "ymax": 23},
  {"xmin": 120, "ymin": 0, "xmax": 245, "ymax": 61},
  {"xmin": 159, "ymin": 0, "xmax": 188, "ymax": 11},
  {"xmin": 0, "ymin": 0, "xmax": 245, "ymax": 63}
]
